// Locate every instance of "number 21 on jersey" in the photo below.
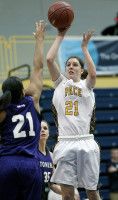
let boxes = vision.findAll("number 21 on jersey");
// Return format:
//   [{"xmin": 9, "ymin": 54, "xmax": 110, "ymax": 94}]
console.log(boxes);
[
  {"xmin": 65, "ymin": 101, "xmax": 79, "ymax": 116},
  {"xmin": 12, "ymin": 112, "xmax": 35, "ymax": 138}
]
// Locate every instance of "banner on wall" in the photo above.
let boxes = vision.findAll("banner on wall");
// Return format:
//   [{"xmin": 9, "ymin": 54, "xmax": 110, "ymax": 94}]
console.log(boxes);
[{"xmin": 58, "ymin": 36, "xmax": 118, "ymax": 76}]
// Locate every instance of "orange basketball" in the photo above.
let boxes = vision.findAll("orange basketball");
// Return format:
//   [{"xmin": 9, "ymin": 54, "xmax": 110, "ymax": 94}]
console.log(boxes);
[{"xmin": 48, "ymin": 1, "xmax": 74, "ymax": 29}]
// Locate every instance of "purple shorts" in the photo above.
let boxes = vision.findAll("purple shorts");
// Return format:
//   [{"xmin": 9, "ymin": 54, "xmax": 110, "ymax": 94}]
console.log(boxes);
[{"xmin": 0, "ymin": 155, "xmax": 42, "ymax": 200}]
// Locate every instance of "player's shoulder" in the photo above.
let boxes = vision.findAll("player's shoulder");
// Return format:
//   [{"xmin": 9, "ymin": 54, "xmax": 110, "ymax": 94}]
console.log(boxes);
[
  {"xmin": 49, "ymin": 151, "xmax": 53, "ymax": 160},
  {"xmin": 24, "ymin": 96, "xmax": 35, "ymax": 106},
  {"xmin": 54, "ymin": 74, "xmax": 65, "ymax": 88},
  {"xmin": 25, "ymin": 95, "xmax": 33, "ymax": 101}
]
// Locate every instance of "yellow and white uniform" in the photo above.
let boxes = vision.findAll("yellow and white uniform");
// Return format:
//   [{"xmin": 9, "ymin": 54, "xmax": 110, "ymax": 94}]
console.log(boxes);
[{"xmin": 51, "ymin": 74, "xmax": 100, "ymax": 190}]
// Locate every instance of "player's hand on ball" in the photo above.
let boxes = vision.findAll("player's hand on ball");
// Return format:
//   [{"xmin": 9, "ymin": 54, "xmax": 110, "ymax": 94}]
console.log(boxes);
[{"xmin": 57, "ymin": 25, "xmax": 71, "ymax": 37}]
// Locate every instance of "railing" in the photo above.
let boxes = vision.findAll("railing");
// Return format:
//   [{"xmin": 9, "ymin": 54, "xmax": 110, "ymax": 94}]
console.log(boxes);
[
  {"xmin": 0, "ymin": 35, "xmax": 118, "ymax": 89},
  {"xmin": 0, "ymin": 35, "xmax": 59, "ymax": 84}
]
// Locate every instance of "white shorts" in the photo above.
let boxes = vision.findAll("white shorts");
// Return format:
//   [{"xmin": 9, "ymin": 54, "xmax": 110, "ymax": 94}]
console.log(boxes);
[{"xmin": 51, "ymin": 135, "xmax": 100, "ymax": 190}]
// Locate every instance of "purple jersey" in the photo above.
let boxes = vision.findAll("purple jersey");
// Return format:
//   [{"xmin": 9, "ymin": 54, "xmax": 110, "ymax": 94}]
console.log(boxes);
[
  {"xmin": 38, "ymin": 148, "xmax": 53, "ymax": 200},
  {"xmin": 38, "ymin": 148, "xmax": 53, "ymax": 185},
  {"xmin": 0, "ymin": 96, "xmax": 41, "ymax": 159}
]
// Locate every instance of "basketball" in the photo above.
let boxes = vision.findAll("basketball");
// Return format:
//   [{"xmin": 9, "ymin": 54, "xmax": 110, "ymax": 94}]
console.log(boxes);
[{"xmin": 48, "ymin": 1, "xmax": 74, "ymax": 30}]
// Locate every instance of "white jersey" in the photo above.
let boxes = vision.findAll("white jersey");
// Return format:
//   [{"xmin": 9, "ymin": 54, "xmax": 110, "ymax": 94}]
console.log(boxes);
[{"xmin": 53, "ymin": 74, "xmax": 95, "ymax": 136}]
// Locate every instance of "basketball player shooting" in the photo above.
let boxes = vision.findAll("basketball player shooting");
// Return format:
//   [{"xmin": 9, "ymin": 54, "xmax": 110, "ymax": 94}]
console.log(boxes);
[{"xmin": 46, "ymin": 2, "xmax": 101, "ymax": 200}]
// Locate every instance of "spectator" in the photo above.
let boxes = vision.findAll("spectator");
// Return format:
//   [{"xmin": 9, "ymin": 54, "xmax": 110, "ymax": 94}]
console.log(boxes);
[
  {"xmin": 107, "ymin": 148, "xmax": 118, "ymax": 200},
  {"xmin": 101, "ymin": 12, "xmax": 118, "ymax": 35}
]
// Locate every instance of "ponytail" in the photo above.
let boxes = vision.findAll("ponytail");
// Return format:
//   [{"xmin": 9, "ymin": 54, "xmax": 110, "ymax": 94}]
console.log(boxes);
[
  {"xmin": 81, "ymin": 69, "xmax": 88, "ymax": 80},
  {"xmin": 0, "ymin": 91, "xmax": 11, "ymax": 111}
]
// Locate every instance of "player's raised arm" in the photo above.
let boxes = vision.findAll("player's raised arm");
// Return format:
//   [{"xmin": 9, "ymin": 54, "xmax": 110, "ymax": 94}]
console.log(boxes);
[
  {"xmin": 81, "ymin": 29, "xmax": 96, "ymax": 88},
  {"xmin": 25, "ymin": 20, "xmax": 47, "ymax": 112},
  {"xmin": 47, "ymin": 2, "xmax": 74, "ymax": 82},
  {"xmin": 46, "ymin": 28, "xmax": 69, "ymax": 81}
]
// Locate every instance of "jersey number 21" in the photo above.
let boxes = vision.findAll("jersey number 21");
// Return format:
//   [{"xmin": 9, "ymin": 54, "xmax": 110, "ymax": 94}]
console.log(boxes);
[{"xmin": 12, "ymin": 112, "xmax": 35, "ymax": 138}]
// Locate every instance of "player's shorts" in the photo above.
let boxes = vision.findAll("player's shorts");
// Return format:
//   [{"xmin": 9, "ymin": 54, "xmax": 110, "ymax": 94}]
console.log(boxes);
[
  {"xmin": 0, "ymin": 155, "xmax": 42, "ymax": 200},
  {"xmin": 51, "ymin": 134, "xmax": 100, "ymax": 190}
]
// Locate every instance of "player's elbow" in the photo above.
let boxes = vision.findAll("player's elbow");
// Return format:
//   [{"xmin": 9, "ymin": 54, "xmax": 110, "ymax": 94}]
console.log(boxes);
[
  {"xmin": 46, "ymin": 55, "xmax": 54, "ymax": 65},
  {"xmin": 87, "ymin": 73, "xmax": 96, "ymax": 88}
]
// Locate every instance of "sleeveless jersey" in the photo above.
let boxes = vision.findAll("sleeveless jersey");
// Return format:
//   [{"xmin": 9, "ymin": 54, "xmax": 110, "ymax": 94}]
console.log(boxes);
[
  {"xmin": 38, "ymin": 148, "xmax": 53, "ymax": 200},
  {"xmin": 53, "ymin": 76, "xmax": 95, "ymax": 136},
  {"xmin": 38, "ymin": 148, "xmax": 53, "ymax": 185},
  {"xmin": 0, "ymin": 96, "xmax": 41, "ymax": 158}
]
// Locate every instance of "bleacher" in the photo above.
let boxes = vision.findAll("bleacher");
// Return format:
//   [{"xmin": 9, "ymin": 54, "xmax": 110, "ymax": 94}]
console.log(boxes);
[
  {"xmin": 40, "ymin": 88, "xmax": 118, "ymax": 200},
  {"xmin": 94, "ymin": 88, "xmax": 118, "ymax": 200}
]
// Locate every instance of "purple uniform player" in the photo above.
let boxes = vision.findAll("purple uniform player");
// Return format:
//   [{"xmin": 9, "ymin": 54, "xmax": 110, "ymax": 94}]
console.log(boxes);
[
  {"xmin": 0, "ymin": 20, "xmax": 47, "ymax": 200},
  {"xmin": 39, "ymin": 149, "xmax": 53, "ymax": 185},
  {"xmin": 39, "ymin": 148, "xmax": 53, "ymax": 200},
  {"xmin": 38, "ymin": 121, "xmax": 53, "ymax": 200}
]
